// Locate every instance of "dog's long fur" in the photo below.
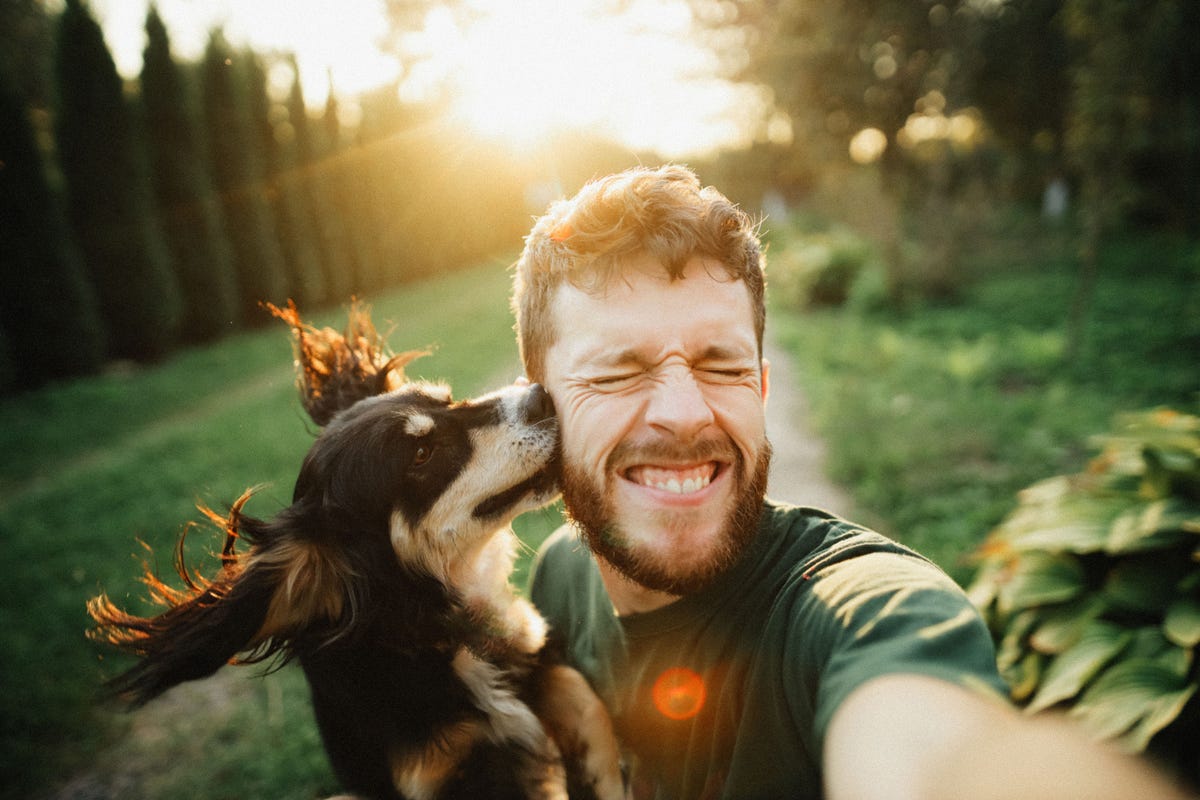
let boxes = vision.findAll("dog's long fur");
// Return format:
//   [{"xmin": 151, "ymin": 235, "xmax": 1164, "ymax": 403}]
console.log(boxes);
[{"xmin": 88, "ymin": 302, "xmax": 623, "ymax": 800}]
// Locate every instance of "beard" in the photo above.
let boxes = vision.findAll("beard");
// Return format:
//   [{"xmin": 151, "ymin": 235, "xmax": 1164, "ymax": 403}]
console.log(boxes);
[{"xmin": 560, "ymin": 434, "xmax": 772, "ymax": 597}]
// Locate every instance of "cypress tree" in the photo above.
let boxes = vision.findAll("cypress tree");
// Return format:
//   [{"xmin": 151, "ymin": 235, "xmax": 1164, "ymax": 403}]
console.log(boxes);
[
  {"xmin": 286, "ymin": 58, "xmax": 354, "ymax": 303},
  {"xmin": 0, "ymin": 65, "xmax": 105, "ymax": 388},
  {"xmin": 244, "ymin": 52, "xmax": 325, "ymax": 307},
  {"xmin": 53, "ymin": 0, "xmax": 181, "ymax": 360},
  {"xmin": 321, "ymin": 85, "xmax": 374, "ymax": 294},
  {"xmin": 199, "ymin": 30, "xmax": 287, "ymax": 324},
  {"xmin": 141, "ymin": 5, "xmax": 239, "ymax": 342}
]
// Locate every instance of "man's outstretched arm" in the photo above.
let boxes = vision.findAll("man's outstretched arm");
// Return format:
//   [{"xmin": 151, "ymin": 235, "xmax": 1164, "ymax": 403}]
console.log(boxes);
[{"xmin": 825, "ymin": 673, "xmax": 1194, "ymax": 800}]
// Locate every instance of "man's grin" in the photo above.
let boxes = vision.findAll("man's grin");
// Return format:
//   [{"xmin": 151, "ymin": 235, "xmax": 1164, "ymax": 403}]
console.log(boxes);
[{"xmin": 622, "ymin": 462, "xmax": 722, "ymax": 496}]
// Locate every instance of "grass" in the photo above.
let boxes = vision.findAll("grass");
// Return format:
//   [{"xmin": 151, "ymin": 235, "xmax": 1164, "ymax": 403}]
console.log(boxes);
[
  {"xmin": 768, "ymin": 220, "xmax": 1199, "ymax": 584},
  {"xmin": 0, "ymin": 259, "xmax": 566, "ymax": 800}
]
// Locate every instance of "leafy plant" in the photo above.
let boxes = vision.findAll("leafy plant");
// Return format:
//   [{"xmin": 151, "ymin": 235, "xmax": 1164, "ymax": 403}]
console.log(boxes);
[
  {"xmin": 967, "ymin": 408, "xmax": 1200, "ymax": 767},
  {"xmin": 768, "ymin": 227, "xmax": 885, "ymax": 310}
]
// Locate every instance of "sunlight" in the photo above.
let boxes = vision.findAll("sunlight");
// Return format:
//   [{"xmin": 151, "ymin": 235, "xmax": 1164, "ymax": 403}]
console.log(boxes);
[
  {"xmin": 96, "ymin": 0, "xmax": 400, "ymax": 107},
  {"xmin": 400, "ymin": 0, "xmax": 766, "ymax": 157},
  {"xmin": 95, "ymin": 0, "xmax": 764, "ymax": 157}
]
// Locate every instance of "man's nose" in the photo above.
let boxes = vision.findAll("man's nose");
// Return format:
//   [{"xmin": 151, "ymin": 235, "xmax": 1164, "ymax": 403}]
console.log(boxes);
[{"xmin": 644, "ymin": 369, "xmax": 715, "ymax": 442}]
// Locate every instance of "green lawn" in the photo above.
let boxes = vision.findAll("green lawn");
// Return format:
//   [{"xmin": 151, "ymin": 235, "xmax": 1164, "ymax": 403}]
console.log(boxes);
[
  {"xmin": 0, "ymin": 259, "xmax": 566, "ymax": 799},
  {"xmin": 769, "ymin": 224, "xmax": 1199, "ymax": 583}
]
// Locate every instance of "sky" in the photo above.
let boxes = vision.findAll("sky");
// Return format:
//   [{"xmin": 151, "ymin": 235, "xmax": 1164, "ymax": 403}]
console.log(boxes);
[{"xmin": 90, "ymin": 0, "xmax": 774, "ymax": 158}]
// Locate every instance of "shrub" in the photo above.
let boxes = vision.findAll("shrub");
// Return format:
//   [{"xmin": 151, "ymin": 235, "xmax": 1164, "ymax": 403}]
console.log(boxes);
[
  {"xmin": 768, "ymin": 227, "xmax": 885, "ymax": 311},
  {"xmin": 967, "ymin": 408, "xmax": 1200, "ymax": 778}
]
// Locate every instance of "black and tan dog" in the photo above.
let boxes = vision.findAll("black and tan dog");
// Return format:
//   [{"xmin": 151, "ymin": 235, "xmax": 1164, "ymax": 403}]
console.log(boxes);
[{"xmin": 88, "ymin": 303, "xmax": 624, "ymax": 800}]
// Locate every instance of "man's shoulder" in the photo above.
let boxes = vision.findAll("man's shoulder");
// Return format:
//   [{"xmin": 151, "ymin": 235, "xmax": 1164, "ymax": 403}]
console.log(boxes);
[{"xmin": 760, "ymin": 500, "xmax": 932, "ymax": 576}]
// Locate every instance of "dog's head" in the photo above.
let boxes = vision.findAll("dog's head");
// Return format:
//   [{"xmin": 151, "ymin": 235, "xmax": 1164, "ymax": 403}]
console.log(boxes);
[{"xmin": 292, "ymin": 379, "xmax": 560, "ymax": 580}]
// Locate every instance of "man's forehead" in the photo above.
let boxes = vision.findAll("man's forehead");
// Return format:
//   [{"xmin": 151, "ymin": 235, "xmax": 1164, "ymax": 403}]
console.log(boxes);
[{"xmin": 547, "ymin": 269, "xmax": 758, "ymax": 368}]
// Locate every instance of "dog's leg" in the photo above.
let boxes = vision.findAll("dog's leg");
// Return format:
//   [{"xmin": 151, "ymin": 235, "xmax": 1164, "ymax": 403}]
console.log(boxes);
[
  {"xmin": 533, "ymin": 665, "xmax": 627, "ymax": 800},
  {"xmin": 390, "ymin": 720, "xmax": 487, "ymax": 800},
  {"xmin": 452, "ymin": 648, "xmax": 570, "ymax": 799}
]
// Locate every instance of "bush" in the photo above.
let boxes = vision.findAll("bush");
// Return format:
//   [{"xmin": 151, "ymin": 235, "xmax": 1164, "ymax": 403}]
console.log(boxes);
[
  {"xmin": 967, "ymin": 408, "xmax": 1200, "ymax": 778},
  {"xmin": 768, "ymin": 227, "xmax": 886, "ymax": 311}
]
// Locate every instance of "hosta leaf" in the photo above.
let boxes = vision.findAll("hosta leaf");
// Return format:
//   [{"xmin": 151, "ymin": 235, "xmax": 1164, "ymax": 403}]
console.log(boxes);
[
  {"xmin": 1122, "ymin": 683, "xmax": 1198, "ymax": 752},
  {"xmin": 1124, "ymin": 626, "xmax": 1175, "ymax": 661},
  {"xmin": 1106, "ymin": 500, "xmax": 1196, "ymax": 554},
  {"xmin": 1008, "ymin": 651, "xmax": 1044, "ymax": 703},
  {"xmin": 1068, "ymin": 659, "xmax": 1192, "ymax": 746},
  {"xmin": 997, "ymin": 552, "xmax": 1086, "ymax": 615},
  {"xmin": 995, "ymin": 494, "xmax": 1117, "ymax": 554},
  {"xmin": 1163, "ymin": 597, "xmax": 1200, "ymax": 648},
  {"xmin": 1102, "ymin": 557, "xmax": 1190, "ymax": 614},
  {"xmin": 965, "ymin": 556, "xmax": 1008, "ymax": 613},
  {"xmin": 996, "ymin": 610, "xmax": 1040, "ymax": 673},
  {"xmin": 1028, "ymin": 596, "xmax": 1107, "ymax": 655},
  {"xmin": 1025, "ymin": 620, "xmax": 1131, "ymax": 714}
]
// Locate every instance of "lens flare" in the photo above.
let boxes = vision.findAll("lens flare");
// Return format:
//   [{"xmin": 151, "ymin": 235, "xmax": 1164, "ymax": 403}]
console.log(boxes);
[{"xmin": 652, "ymin": 667, "xmax": 707, "ymax": 721}]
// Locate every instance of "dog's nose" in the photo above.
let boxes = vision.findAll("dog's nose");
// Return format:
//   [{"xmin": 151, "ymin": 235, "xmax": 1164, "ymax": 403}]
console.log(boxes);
[{"xmin": 522, "ymin": 383, "xmax": 556, "ymax": 422}]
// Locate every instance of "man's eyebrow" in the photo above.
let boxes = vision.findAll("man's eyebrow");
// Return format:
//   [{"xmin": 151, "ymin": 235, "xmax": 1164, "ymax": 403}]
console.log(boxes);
[
  {"xmin": 587, "ymin": 344, "xmax": 756, "ymax": 369},
  {"xmin": 695, "ymin": 344, "xmax": 757, "ymax": 363},
  {"xmin": 588, "ymin": 348, "xmax": 652, "ymax": 369}
]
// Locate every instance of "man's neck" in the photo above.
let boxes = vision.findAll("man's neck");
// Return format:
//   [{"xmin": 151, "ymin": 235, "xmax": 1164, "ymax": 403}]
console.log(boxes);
[{"xmin": 595, "ymin": 557, "xmax": 679, "ymax": 616}]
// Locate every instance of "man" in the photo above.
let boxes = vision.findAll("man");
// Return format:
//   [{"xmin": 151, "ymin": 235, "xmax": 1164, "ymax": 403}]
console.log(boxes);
[{"xmin": 512, "ymin": 165, "xmax": 1190, "ymax": 799}]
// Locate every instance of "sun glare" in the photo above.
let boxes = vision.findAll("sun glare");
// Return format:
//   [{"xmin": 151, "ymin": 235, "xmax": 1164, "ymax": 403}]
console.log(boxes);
[
  {"xmin": 401, "ymin": 0, "xmax": 765, "ymax": 157},
  {"xmin": 96, "ymin": 0, "xmax": 764, "ymax": 157}
]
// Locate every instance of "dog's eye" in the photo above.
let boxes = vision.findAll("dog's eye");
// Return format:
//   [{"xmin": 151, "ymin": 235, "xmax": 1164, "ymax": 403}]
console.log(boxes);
[{"xmin": 413, "ymin": 445, "xmax": 434, "ymax": 467}]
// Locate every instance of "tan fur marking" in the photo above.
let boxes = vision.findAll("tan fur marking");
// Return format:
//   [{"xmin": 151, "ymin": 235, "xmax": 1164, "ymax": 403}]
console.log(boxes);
[
  {"xmin": 251, "ymin": 540, "xmax": 348, "ymax": 639},
  {"xmin": 391, "ymin": 720, "xmax": 486, "ymax": 800},
  {"xmin": 535, "ymin": 666, "xmax": 627, "ymax": 800},
  {"xmin": 451, "ymin": 649, "xmax": 570, "ymax": 799},
  {"xmin": 404, "ymin": 412, "xmax": 435, "ymax": 437}
]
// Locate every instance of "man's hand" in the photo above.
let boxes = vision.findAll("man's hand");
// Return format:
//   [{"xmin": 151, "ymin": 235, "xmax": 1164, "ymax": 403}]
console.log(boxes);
[{"xmin": 825, "ymin": 673, "xmax": 1194, "ymax": 800}]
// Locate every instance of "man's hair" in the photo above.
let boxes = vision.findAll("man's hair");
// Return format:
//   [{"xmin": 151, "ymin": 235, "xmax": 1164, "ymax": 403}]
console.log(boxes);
[{"xmin": 511, "ymin": 164, "xmax": 766, "ymax": 383}]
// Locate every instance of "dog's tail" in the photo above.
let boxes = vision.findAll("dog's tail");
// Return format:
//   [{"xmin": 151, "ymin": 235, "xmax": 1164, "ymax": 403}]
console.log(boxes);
[
  {"xmin": 87, "ymin": 491, "xmax": 336, "ymax": 707},
  {"xmin": 266, "ymin": 299, "xmax": 427, "ymax": 426}
]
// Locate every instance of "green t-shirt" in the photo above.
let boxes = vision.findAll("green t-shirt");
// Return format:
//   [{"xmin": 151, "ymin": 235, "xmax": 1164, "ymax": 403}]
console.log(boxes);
[{"xmin": 528, "ymin": 500, "xmax": 1006, "ymax": 800}]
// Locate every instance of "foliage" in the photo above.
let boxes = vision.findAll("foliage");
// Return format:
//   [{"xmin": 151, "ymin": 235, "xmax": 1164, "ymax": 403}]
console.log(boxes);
[
  {"xmin": 141, "ymin": 6, "xmax": 240, "ymax": 343},
  {"xmin": 285, "ymin": 54, "xmax": 356, "ymax": 303},
  {"xmin": 766, "ymin": 223, "xmax": 886, "ymax": 311},
  {"xmin": 965, "ymin": 408, "xmax": 1200, "ymax": 776},
  {"xmin": 245, "ymin": 51, "xmax": 327, "ymax": 308},
  {"xmin": 199, "ymin": 30, "xmax": 289, "ymax": 326},
  {"xmin": 0, "ymin": 63, "xmax": 105, "ymax": 389},
  {"xmin": 770, "ymin": 219, "xmax": 1200, "ymax": 582},
  {"xmin": 54, "ymin": 0, "xmax": 182, "ymax": 360}
]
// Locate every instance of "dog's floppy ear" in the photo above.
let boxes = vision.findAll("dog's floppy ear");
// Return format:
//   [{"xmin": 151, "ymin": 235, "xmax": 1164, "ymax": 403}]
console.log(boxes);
[
  {"xmin": 266, "ymin": 300, "xmax": 428, "ymax": 426},
  {"xmin": 87, "ymin": 491, "xmax": 351, "ymax": 707}
]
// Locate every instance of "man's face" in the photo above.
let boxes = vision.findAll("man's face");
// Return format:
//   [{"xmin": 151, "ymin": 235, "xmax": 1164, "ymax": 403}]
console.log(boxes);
[{"xmin": 542, "ymin": 254, "xmax": 771, "ymax": 595}]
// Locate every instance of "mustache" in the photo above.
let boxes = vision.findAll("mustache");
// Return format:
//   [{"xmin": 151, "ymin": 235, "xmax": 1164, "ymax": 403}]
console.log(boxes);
[{"xmin": 606, "ymin": 434, "xmax": 739, "ymax": 471}]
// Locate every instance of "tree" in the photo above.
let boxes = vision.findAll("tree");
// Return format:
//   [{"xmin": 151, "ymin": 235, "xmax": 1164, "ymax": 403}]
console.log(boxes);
[
  {"xmin": 286, "ymin": 58, "xmax": 355, "ymax": 303},
  {"xmin": 141, "ymin": 5, "xmax": 240, "ymax": 342},
  {"xmin": 321, "ymin": 84, "xmax": 375, "ymax": 294},
  {"xmin": 0, "ymin": 0, "xmax": 56, "ymax": 109},
  {"xmin": 0, "ymin": 65, "xmax": 105, "ymax": 389},
  {"xmin": 200, "ymin": 30, "xmax": 288, "ymax": 325},
  {"xmin": 244, "ymin": 51, "xmax": 326, "ymax": 307},
  {"xmin": 54, "ymin": 0, "xmax": 181, "ymax": 360}
]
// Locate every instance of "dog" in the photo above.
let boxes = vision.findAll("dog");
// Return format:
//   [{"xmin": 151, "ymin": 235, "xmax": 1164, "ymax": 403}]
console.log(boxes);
[{"xmin": 88, "ymin": 302, "xmax": 624, "ymax": 800}]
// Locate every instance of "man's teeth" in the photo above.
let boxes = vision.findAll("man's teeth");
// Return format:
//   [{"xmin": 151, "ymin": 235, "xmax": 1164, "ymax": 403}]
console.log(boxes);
[{"xmin": 630, "ymin": 465, "xmax": 714, "ymax": 494}]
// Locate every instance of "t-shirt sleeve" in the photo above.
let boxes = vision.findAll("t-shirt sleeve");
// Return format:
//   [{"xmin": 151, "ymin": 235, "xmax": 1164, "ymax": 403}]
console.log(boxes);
[{"xmin": 786, "ymin": 550, "xmax": 1007, "ymax": 758}]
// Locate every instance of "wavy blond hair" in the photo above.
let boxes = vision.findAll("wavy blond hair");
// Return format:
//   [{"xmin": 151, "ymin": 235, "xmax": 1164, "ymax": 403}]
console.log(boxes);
[{"xmin": 511, "ymin": 165, "xmax": 765, "ymax": 383}]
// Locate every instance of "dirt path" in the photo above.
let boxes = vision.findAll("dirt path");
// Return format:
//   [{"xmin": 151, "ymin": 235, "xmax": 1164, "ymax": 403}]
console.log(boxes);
[{"xmin": 764, "ymin": 336, "xmax": 855, "ymax": 517}]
